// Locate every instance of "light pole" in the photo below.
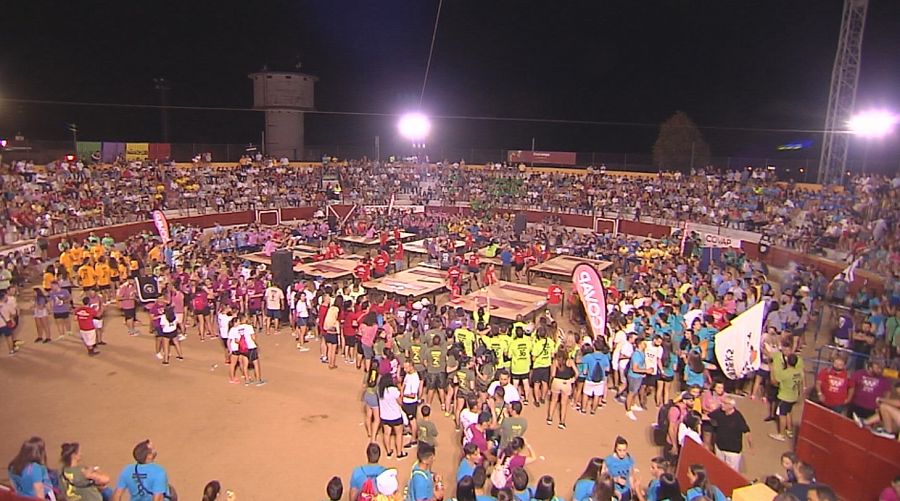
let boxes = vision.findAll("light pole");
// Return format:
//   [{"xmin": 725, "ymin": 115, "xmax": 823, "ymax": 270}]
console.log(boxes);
[
  {"xmin": 397, "ymin": 112, "xmax": 431, "ymax": 162},
  {"xmin": 848, "ymin": 110, "xmax": 897, "ymax": 174}
]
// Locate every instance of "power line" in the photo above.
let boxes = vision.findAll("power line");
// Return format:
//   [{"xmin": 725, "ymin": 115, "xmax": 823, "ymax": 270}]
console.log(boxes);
[
  {"xmin": 0, "ymin": 97, "xmax": 848, "ymax": 134},
  {"xmin": 419, "ymin": 0, "xmax": 444, "ymax": 107}
]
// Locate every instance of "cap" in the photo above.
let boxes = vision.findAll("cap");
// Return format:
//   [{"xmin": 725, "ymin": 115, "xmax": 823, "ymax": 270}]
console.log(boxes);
[
  {"xmin": 412, "ymin": 301, "xmax": 423, "ymax": 311},
  {"xmin": 581, "ymin": 336, "xmax": 593, "ymax": 345},
  {"xmin": 799, "ymin": 286, "xmax": 810, "ymax": 293},
  {"xmin": 680, "ymin": 391, "xmax": 696, "ymax": 401},
  {"xmin": 421, "ymin": 298, "xmax": 431, "ymax": 306}
]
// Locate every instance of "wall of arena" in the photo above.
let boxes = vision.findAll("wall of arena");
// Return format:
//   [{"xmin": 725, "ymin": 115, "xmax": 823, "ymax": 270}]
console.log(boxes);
[{"xmin": 44, "ymin": 204, "xmax": 882, "ymax": 293}]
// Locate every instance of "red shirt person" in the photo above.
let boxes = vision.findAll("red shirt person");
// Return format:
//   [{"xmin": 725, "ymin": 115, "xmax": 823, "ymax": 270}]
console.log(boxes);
[
  {"xmin": 816, "ymin": 355, "xmax": 851, "ymax": 411},
  {"xmin": 373, "ymin": 252, "xmax": 389, "ymax": 277},
  {"xmin": 73, "ymin": 297, "xmax": 100, "ymax": 354},
  {"xmin": 547, "ymin": 284, "xmax": 564, "ymax": 305},
  {"xmin": 354, "ymin": 260, "xmax": 372, "ymax": 282}
]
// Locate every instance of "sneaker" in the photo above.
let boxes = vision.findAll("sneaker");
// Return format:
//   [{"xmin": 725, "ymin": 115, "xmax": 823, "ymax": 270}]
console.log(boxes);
[
  {"xmin": 256, "ymin": 379, "xmax": 267, "ymax": 386},
  {"xmin": 97, "ymin": 341, "xmax": 107, "ymax": 346},
  {"xmin": 305, "ymin": 333, "xmax": 316, "ymax": 340},
  {"xmin": 763, "ymin": 416, "xmax": 776, "ymax": 422},
  {"xmin": 155, "ymin": 352, "xmax": 164, "ymax": 360},
  {"xmin": 177, "ymin": 335, "xmax": 187, "ymax": 342},
  {"xmin": 632, "ymin": 405, "xmax": 645, "ymax": 412},
  {"xmin": 42, "ymin": 338, "xmax": 51, "ymax": 344},
  {"xmin": 871, "ymin": 428, "xmax": 896, "ymax": 439},
  {"xmin": 768, "ymin": 433, "xmax": 787, "ymax": 442},
  {"xmin": 626, "ymin": 411, "xmax": 637, "ymax": 421},
  {"xmin": 129, "ymin": 331, "xmax": 140, "ymax": 337},
  {"xmin": 298, "ymin": 346, "xmax": 310, "ymax": 352},
  {"xmin": 176, "ymin": 356, "xmax": 184, "ymax": 361},
  {"xmin": 89, "ymin": 350, "xmax": 100, "ymax": 357},
  {"xmin": 13, "ymin": 340, "xmax": 23, "ymax": 348},
  {"xmin": 558, "ymin": 423, "xmax": 566, "ymax": 430},
  {"xmin": 7, "ymin": 350, "xmax": 14, "ymax": 356},
  {"xmin": 403, "ymin": 441, "xmax": 418, "ymax": 449},
  {"xmin": 228, "ymin": 378, "xmax": 240, "ymax": 384}
]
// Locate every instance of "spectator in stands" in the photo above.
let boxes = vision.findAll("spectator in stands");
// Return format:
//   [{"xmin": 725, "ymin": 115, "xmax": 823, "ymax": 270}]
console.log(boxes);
[
  {"xmin": 814, "ymin": 353, "xmax": 851, "ymax": 414},
  {"xmin": 60, "ymin": 442, "xmax": 113, "ymax": 501},
  {"xmin": 685, "ymin": 464, "xmax": 726, "ymax": 501},
  {"xmin": 848, "ymin": 359, "xmax": 892, "ymax": 423}
]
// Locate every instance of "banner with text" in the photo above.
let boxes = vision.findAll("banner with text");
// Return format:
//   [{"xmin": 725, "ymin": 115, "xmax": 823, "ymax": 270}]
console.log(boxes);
[
  {"xmin": 714, "ymin": 301, "xmax": 766, "ymax": 380},
  {"xmin": 699, "ymin": 231, "xmax": 742, "ymax": 249},
  {"xmin": 507, "ymin": 150, "xmax": 577, "ymax": 166},
  {"xmin": 572, "ymin": 263, "xmax": 607, "ymax": 338},
  {"xmin": 125, "ymin": 143, "xmax": 150, "ymax": 161}
]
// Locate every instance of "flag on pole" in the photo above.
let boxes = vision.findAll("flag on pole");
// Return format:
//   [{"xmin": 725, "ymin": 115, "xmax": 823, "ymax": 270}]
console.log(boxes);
[
  {"xmin": 387, "ymin": 193, "xmax": 395, "ymax": 214},
  {"xmin": 833, "ymin": 256, "xmax": 861, "ymax": 283}
]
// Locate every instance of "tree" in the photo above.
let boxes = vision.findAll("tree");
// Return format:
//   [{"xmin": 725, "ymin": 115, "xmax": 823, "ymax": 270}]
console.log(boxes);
[{"xmin": 652, "ymin": 111, "xmax": 711, "ymax": 172}]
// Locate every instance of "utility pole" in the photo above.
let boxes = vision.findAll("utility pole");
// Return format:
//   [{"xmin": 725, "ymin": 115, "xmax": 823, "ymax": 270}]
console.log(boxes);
[{"xmin": 153, "ymin": 77, "xmax": 172, "ymax": 142}]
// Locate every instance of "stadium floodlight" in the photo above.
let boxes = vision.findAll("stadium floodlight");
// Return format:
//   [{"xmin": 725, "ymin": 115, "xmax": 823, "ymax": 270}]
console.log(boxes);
[
  {"xmin": 397, "ymin": 112, "xmax": 431, "ymax": 141},
  {"xmin": 848, "ymin": 110, "xmax": 898, "ymax": 138}
]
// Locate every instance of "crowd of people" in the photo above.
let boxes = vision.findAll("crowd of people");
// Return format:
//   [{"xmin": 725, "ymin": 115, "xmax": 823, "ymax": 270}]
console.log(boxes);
[
  {"xmin": 2, "ymin": 157, "xmax": 898, "ymax": 275},
  {"xmin": 3, "ymin": 155, "xmax": 900, "ymax": 501}
]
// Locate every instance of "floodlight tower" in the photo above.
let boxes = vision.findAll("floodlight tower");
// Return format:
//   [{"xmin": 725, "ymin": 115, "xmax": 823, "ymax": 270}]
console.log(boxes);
[{"xmin": 818, "ymin": 0, "xmax": 869, "ymax": 184}]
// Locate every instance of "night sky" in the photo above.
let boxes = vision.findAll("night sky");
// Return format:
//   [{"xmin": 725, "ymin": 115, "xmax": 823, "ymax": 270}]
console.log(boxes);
[{"xmin": 1, "ymin": 0, "xmax": 898, "ymax": 167}]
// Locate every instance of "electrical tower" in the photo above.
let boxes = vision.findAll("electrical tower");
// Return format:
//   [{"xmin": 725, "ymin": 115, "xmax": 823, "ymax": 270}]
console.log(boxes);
[{"xmin": 818, "ymin": 0, "xmax": 869, "ymax": 184}]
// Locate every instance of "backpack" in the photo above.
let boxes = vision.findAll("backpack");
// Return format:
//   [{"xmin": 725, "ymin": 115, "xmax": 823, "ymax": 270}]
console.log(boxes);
[
  {"xmin": 653, "ymin": 401, "xmax": 680, "ymax": 446},
  {"xmin": 404, "ymin": 469, "xmax": 429, "ymax": 501},
  {"xmin": 357, "ymin": 476, "xmax": 378, "ymax": 501},
  {"xmin": 238, "ymin": 333, "xmax": 250, "ymax": 355},
  {"xmin": 589, "ymin": 359, "xmax": 605, "ymax": 383},
  {"xmin": 192, "ymin": 293, "xmax": 207, "ymax": 311}
]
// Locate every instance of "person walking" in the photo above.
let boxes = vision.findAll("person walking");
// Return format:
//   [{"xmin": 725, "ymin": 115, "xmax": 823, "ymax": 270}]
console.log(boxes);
[
  {"xmin": 74, "ymin": 297, "xmax": 101, "ymax": 357},
  {"xmin": 112, "ymin": 439, "xmax": 174, "ymax": 501},
  {"xmin": 116, "ymin": 279, "xmax": 138, "ymax": 337},
  {"xmin": 707, "ymin": 396, "xmax": 751, "ymax": 471},
  {"xmin": 32, "ymin": 288, "xmax": 52, "ymax": 343},
  {"xmin": 547, "ymin": 347, "xmax": 577, "ymax": 429}
]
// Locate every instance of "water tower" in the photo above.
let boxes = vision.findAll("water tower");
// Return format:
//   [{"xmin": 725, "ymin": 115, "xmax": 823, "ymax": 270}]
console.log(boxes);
[{"xmin": 249, "ymin": 68, "xmax": 317, "ymax": 160}]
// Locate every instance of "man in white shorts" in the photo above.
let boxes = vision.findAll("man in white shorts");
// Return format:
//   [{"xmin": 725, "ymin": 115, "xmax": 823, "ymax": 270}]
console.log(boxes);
[{"xmin": 73, "ymin": 297, "xmax": 100, "ymax": 357}]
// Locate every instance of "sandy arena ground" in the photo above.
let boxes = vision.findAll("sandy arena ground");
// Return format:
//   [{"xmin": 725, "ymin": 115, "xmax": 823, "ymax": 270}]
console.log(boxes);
[{"xmin": 1, "ymin": 277, "xmax": 793, "ymax": 500}]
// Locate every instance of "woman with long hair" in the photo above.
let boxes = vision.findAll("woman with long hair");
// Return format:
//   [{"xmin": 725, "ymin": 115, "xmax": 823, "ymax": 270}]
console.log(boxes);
[
  {"xmin": 33, "ymin": 287, "xmax": 51, "ymax": 343},
  {"xmin": 657, "ymin": 335, "xmax": 677, "ymax": 404},
  {"xmin": 656, "ymin": 473, "xmax": 685, "ymax": 501},
  {"xmin": 532, "ymin": 475, "xmax": 564, "ymax": 501},
  {"xmin": 686, "ymin": 464, "xmax": 726, "ymax": 501},
  {"xmin": 572, "ymin": 457, "xmax": 604, "ymax": 501},
  {"xmin": 455, "ymin": 475, "xmax": 477, "ymax": 501},
  {"xmin": 323, "ymin": 295, "xmax": 344, "ymax": 369},
  {"xmin": 547, "ymin": 347, "xmax": 578, "ymax": 429},
  {"xmin": 60, "ymin": 442, "xmax": 113, "ymax": 501},
  {"xmin": 495, "ymin": 437, "xmax": 537, "ymax": 484},
  {"xmin": 7, "ymin": 436, "xmax": 51, "ymax": 499},
  {"xmin": 377, "ymin": 374, "xmax": 405, "ymax": 458},
  {"xmin": 684, "ymin": 351, "xmax": 710, "ymax": 390},
  {"xmin": 588, "ymin": 474, "xmax": 616, "ymax": 501}
]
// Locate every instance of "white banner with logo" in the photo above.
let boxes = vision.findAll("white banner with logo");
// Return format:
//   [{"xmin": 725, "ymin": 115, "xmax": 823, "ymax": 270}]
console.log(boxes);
[
  {"xmin": 714, "ymin": 301, "xmax": 766, "ymax": 380},
  {"xmin": 0, "ymin": 241, "xmax": 38, "ymax": 259},
  {"xmin": 699, "ymin": 231, "xmax": 742, "ymax": 249}
]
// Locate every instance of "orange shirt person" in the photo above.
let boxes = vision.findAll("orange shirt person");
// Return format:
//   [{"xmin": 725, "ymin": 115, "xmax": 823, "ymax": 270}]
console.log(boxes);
[
  {"xmin": 77, "ymin": 262, "xmax": 97, "ymax": 290},
  {"xmin": 94, "ymin": 259, "xmax": 112, "ymax": 291}
]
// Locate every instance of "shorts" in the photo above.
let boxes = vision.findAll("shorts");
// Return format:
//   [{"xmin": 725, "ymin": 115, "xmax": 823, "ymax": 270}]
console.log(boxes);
[
  {"xmin": 0, "ymin": 326, "xmax": 12, "ymax": 337},
  {"xmin": 776, "ymin": 400, "xmax": 796, "ymax": 416},
  {"xmin": 344, "ymin": 335, "xmax": 357, "ymax": 346},
  {"xmin": 249, "ymin": 307, "xmax": 261, "ymax": 315},
  {"xmin": 551, "ymin": 378, "xmax": 573, "ymax": 396},
  {"xmin": 659, "ymin": 374, "xmax": 674, "ymax": 383},
  {"xmin": 246, "ymin": 348, "xmax": 259, "ymax": 362},
  {"xmin": 381, "ymin": 417, "xmax": 403, "ymax": 428},
  {"xmin": 531, "ymin": 367, "xmax": 550, "ymax": 384},
  {"xmin": 160, "ymin": 330, "xmax": 177, "ymax": 340},
  {"xmin": 402, "ymin": 402, "xmax": 419, "ymax": 421},
  {"xmin": 426, "ymin": 372, "xmax": 448, "ymax": 390},
  {"xmin": 197, "ymin": 307, "xmax": 211, "ymax": 316},
  {"xmin": 80, "ymin": 329, "xmax": 97, "ymax": 346},
  {"xmin": 511, "ymin": 372, "xmax": 529, "ymax": 381},
  {"xmin": 53, "ymin": 312, "xmax": 70, "ymax": 320},
  {"xmin": 82, "ymin": 286, "xmax": 95, "ymax": 292},
  {"xmin": 514, "ymin": 263, "xmax": 524, "ymax": 271},
  {"xmin": 364, "ymin": 391, "xmax": 379, "ymax": 408},
  {"xmin": 468, "ymin": 266, "xmax": 480, "ymax": 274},
  {"xmin": 92, "ymin": 319, "xmax": 104, "ymax": 330},
  {"xmin": 584, "ymin": 380, "xmax": 606, "ymax": 397},
  {"xmin": 266, "ymin": 309, "xmax": 281, "ymax": 319},
  {"xmin": 848, "ymin": 404, "xmax": 876, "ymax": 420},
  {"xmin": 97, "ymin": 284, "xmax": 111, "ymax": 292},
  {"xmin": 296, "ymin": 316, "xmax": 308, "ymax": 327},
  {"xmin": 644, "ymin": 374, "xmax": 658, "ymax": 386},
  {"xmin": 627, "ymin": 376, "xmax": 644, "ymax": 394},
  {"xmin": 123, "ymin": 308, "xmax": 136, "ymax": 321},
  {"xmin": 362, "ymin": 344, "xmax": 375, "ymax": 360},
  {"xmin": 325, "ymin": 333, "xmax": 339, "ymax": 345}
]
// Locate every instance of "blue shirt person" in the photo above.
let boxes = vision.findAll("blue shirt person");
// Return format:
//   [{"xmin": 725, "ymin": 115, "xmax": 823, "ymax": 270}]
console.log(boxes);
[{"xmin": 113, "ymin": 440, "xmax": 171, "ymax": 501}]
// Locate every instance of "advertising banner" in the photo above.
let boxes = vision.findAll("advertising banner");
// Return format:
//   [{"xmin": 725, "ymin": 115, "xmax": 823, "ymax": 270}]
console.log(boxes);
[
  {"xmin": 152, "ymin": 210, "xmax": 171, "ymax": 243},
  {"xmin": 699, "ymin": 232, "xmax": 742, "ymax": 249},
  {"xmin": 76, "ymin": 141, "xmax": 101, "ymax": 162},
  {"xmin": 572, "ymin": 263, "xmax": 607, "ymax": 337},
  {"xmin": 125, "ymin": 143, "xmax": 150, "ymax": 161},
  {"xmin": 507, "ymin": 150, "xmax": 577, "ymax": 166},
  {"xmin": 101, "ymin": 142, "xmax": 126, "ymax": 163}
]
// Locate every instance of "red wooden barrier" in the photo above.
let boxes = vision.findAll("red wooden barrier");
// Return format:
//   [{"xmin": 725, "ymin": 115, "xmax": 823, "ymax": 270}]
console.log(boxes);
[
  {"xmin": 795, "ymin": 400, "xmax": 900, "ymax": 501},
  {"xmin": 676, "ymin": 439, "xmax": 750, "ymax": 498}
]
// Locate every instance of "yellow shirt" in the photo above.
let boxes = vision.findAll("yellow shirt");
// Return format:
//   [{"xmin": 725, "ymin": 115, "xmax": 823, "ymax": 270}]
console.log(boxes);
[
  {"xmin": 118, "ymin": 264, "xmax": 129, "ymax": 279},
  {"xmin": 70, "ymin": 247, "xmax": 85, "ymax": 265},
  {"xmin": 129, "ymin": 259, "xmax": 139, "ymax": 272},
  {"xmin": 94, "ymin": 263, "xmax": 112, "ymax": 286},
  {"xmin": 90, "ymin": 244, "xmax": 105, "ymax": 260},
  {"xmin": 59, "ymin": 252, "xmax": 73, "ymax": 273},
  {"xmin": 148, "ymin": 246, "xmax": 162, "ymax": 262},
  {"xmin": 78, "ymin": 264, "xmax": 96, "ymax": 287},
  {"xmin": 42, "ymin": 272, "xmax": 55, "ymax": 290}
]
